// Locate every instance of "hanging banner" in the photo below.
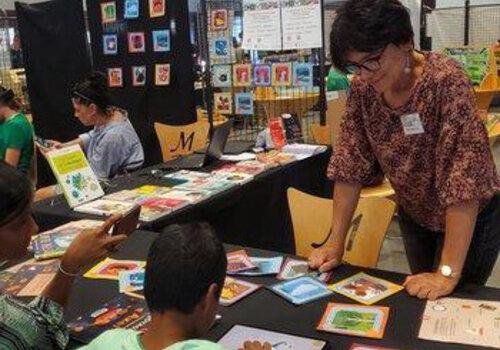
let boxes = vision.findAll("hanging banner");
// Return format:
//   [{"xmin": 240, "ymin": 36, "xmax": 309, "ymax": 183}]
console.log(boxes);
[
  {"xmin": 281, "ymin": 0, "xmax": 322, "ymax": 50},
  {"xmin": 242, "ymin": 0, "xmax": 282, "ymax": 50}
]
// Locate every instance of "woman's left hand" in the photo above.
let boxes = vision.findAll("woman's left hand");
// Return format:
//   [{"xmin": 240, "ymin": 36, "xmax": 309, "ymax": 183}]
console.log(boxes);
[{"xmin": 404, "ymin": 272, "xmax": 459, "ymax": 300}]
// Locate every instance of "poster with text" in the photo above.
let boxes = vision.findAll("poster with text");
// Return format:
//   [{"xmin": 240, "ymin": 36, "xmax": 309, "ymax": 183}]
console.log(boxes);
[
  {"xmin": 281, "ymin": 0, "xmax": 322, "ymax": 50},
  {"xmin": 242, "ymin": 0, "xmax": 282, "ymax": 51}
]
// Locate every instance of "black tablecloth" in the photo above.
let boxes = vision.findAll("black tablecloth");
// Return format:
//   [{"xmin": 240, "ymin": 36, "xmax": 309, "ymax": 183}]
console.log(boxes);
[
  {"xmin": 66, "ymin": 230, "xmax": 500, "ymax": 350},
  {"xmin": 33, "ymin": 150, "xmax": 331, "ymax": 253}
]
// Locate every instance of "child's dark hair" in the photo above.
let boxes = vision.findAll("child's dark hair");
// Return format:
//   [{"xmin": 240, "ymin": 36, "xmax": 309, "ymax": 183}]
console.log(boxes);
[
  {"xmin": 144, "ymin": 222, "xmax": 227, "ymax": 314},
  {"xmin": 71, "ymin": 72, "xmax": 110, "ymax": 113},
  {"xmin": 0, "ymin": 86, "xmax": 22, "ymax": 111},
  {"xmin": 0, "ymin": 161, "xmax": 32, "ymax": 227},
  {"xmin": 330, "ymin": 0, "xmax": 414, "ymax": 73}
]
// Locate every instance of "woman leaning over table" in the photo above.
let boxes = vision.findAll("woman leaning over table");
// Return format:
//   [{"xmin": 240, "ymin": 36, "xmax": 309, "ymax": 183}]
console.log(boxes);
[
  {"xmin": 309, "ymin": 0, "xmax": 500, "ymax": 300},
  {"xmin": 0, "ymin": 161, "xmax": 127, "ymax": 349}
]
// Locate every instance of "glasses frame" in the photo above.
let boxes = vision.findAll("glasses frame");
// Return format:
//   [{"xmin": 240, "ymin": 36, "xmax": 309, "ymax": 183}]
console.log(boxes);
[{"xmin": 344, "ymin": 46, "xmax": 388, "ymax": 75}]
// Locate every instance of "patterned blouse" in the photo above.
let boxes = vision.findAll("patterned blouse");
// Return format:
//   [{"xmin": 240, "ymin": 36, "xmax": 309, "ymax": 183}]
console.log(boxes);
[
  {"xmin": 0, "ymin": 295, "xmax": 68, "ymax": 349},
  {"xmin": 328, "ymin": 52, "xmax": 499, "ymax": 231}
]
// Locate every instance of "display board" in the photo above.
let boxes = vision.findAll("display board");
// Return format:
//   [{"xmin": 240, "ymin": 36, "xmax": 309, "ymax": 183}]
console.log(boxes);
[{"xmin": 86, "ymin": 0, "xmax": 196, "ymax": 166}]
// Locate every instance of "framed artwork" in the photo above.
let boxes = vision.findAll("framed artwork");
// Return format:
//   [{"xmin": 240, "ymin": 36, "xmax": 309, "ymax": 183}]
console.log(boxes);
[
  {"xmin": 149, "ymin": 0, "xmax": 165, "ymax": 18},
  {"xmin": 124, "ymin": 0, "xmax": 139, "ymax": 19},
  {"xmin": 212, "ymin": 65, "xmax": 232, "ymax": 88},
  {"xmin": 107, "ymin": 68, "xmax": 123, "ymax": 88},
  {"xmin": 253, "ymin": 64, "xmax": 271, "ymax": 87},
  {"xmin": 210, "ymin": 37, "xmax": 231, "ymax": 64},
  {"xmin": 233, "ymin": 64, "xmax": 252, "ymax": 87},
  {"xmin": 101, "ymin": 2, "xmax": 117, "ymax": 24},
  {"xmin": 103, "ymin": 34, "xmax": 118, "ymax": 55},
  {"xmin": 272, "ymin": 63, "xmax": 292, "ymax": 86},
  {"xmin": 293, "ymin": 63, "xmax": 313, "ymax": 87},
  {"xmin": 211, "ymin": 9, "xmax": 228, "ymax": 31},
  {"xmin": 152, "ymin": 29, "xmax": 170, "ymax": 52},
  {"xmin": 214, "ymin": 92, "xmax": 232, "ymax": 115},
  {"xmin": 131, "ymin": 66, "xmax": 146, "ymax": 86},
  {"xmin": 155, "ymin": 64, "xmax": 170, "ymax": 86},
  {"xmin": 235, "ymin": 93, "xmax": 254, "ymax": 115},
  {"xmin": 128, "ymin": 32, "xmax": 146, "ymax": 53}
]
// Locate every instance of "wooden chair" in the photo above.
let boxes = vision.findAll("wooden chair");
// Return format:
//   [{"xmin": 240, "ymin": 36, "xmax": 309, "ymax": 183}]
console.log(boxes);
[
  {"xmin": 287, "ymin": 188, "xmax": 396, "ymax": 268},
  {"xmin": 154, "ymin": 122, "xmax": 210, "ymax": 162},
  {"xmin": 310, "ymin": 124, "xmax": 331, "ymax": 145},
  {"xmin": 360, "ymin": 180, "xmax": 395, "ymax": 198}
]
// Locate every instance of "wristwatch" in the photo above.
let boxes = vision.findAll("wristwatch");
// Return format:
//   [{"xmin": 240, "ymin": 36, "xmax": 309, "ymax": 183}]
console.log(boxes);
[{"xmin": 439, "ymin": 264, "xmax": 460, "ymax": 279}]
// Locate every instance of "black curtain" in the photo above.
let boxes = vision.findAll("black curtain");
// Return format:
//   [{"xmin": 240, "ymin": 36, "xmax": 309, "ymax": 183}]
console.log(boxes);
[
  {"xmin": 86, "ymin": 0, "xmax": 196, "ymax": 166},
  {"xmin": 16, "ymin": 0, "xmax": 91, "ymax": 186}
]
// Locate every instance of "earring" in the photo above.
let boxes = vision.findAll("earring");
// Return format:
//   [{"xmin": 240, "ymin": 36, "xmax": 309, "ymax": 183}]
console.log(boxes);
[{"xmin": 404, "ymin": 53, "xmax": 412, "ymax": 74}]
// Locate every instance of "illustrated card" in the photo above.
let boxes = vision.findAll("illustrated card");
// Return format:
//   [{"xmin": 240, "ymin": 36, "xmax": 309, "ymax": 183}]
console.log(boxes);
[
  {"xmin": 101, "ymin": 2, "xmax": 116, "ymax": 24},
  {"xmin": 103, "ymin": 34, "xmax": 118, "ymax": 55},
  {"xmin": 155, "ymin": 64, "xmax": 171, "ymax": 86},
  {"xmin": 317, "ymin": 303, "xmax": 389, "ymax": 339},
  {"xmin": 118, "ymin": 269, "xmax": 145, "ymax": 293},
  {"xmin": 212, "ymin": 65, "xmax": 232, "ymax": 88},
  {"xmin": 220, "ymin": 277, "xmax": 260, "ymax": 306},
  {"xmin": 132, "ymin": 66, "xmax": 147, "ymax": 86},
  {"xmin": 218, "ymin": 325, "xmax": 327, "ymax": 350},
  {"xmin": 124, "ymin": 0, "xmax": 139, "ymax": 19},
  {"xmin": 270, "ymin": 276, "xmax": 332, "ymax": 305},
  {"xmin": 68, "ymin": 294, "xmax": 150, "ymax": 344},
  {"xmin": 107, "ymin": 68, "xmax": 123, "ymax": 88},
  {"xmin": 226, "ymin": 250, "xmax": 257, "ymax": 274},
  {"xmin": 235, "ymin": 92, "xmax": 254, "ymax": 115},
  {"xmin": 152, "ymin": 29, "xmax": 170, "ymax": 52},
  {"xmin": 211, "ymin": 9, "xmax": 228, "ymax": 31},
  {"xmin": 272, "ymin": 63, "xmax": 292, "ymax": 86},
  {"xmin": 210, "ymin": 37, "xmax": 231, "ymax": 64},
  {"xmin": 149, "ymin": 0, "xmax": 165, "ymax": 17},
  {"xmin": 238, "ymin": 256, "xmax": 283, "ymax": 276},
  {"xmin": 328, "ymin": 272, "xmax": 403, "ymax": 305},
  {"xmin": 293, "ymin": 63, "xmax": 314, "ymax": 87},
  {"xmin": 128, "ymin": 32, "xmax": 146, "ymax": 53},
  {"xmin": 253, "ymin": 64, "xmax": 271, "ymax": 87},
  {"xmin": 233, "ymin": 64, "xmax": 252, "ymax": 87},
  {"xmin": 84, "ymin": 258, "xmax": 146, "ymax": 280},
  {"xmin": 214, "ymin": 92, "xmax": 233, "ymax": 115},
  {"xmin": 277, "ymin": 258, "xmax": 332, "ymax": 283}
]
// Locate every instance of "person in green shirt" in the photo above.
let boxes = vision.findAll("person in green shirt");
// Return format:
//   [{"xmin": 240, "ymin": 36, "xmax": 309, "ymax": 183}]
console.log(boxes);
[
  {"xmin": 0, "ymin": 87, "xmax": 33, "ymax": 174},
  {"xmin": 80, "ymin": 223, "xmax": 270, "ymax": 350},
  {"xmin": 326, "ymin": 67, "xmax": 350, "ymax": 91}
]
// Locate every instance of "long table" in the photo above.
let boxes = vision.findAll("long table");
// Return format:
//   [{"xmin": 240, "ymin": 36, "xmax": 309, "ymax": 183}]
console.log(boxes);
[
  {"xmin": 33, "ymin": 151, "xmax": 331, "ymax": 254},
  {"xmin": 66, "ymin": 230, "xmax": 500, "ymax": 350}
]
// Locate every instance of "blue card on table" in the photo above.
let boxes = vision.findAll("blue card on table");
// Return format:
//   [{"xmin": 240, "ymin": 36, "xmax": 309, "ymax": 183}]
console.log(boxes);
[
  {"xmin": 270, "ymin": 276, "xmax": 333, "ymax": 305},
  {"xmin": 238, "ymin": 257, "xmax": 283, "ymax": 276}
]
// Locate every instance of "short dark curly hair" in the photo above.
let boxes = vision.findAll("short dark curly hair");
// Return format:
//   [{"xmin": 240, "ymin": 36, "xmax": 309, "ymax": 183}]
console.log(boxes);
[{"xmin": 330, "ymin": 0, "xmax": 414, "ymax": 73}]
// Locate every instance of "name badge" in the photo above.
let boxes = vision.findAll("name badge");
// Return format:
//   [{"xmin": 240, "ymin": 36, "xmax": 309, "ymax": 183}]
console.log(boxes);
[{"xmin": 401, "ymin": 113, "xmax": 424, "ymax": 135}]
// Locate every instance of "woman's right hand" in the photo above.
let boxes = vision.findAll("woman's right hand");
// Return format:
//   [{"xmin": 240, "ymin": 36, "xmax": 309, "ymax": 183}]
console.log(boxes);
[
  {"xmin": 60, "ymin": 215, "xmax": 127, "ymax": 274},
  {"xmin": 47, "ymin": 140, "xmax": 63, "ymax": 149},
  {"xmin": 308, "ymin": 244, "xmax": 344, "ymax": 272},
  {"xmin": 241, "ymin": 341, "xmax": 272, "ymax": 350}
]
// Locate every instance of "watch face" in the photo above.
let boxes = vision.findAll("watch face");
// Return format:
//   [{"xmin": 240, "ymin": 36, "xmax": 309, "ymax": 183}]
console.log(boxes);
[{"xmin": 441, "ymin": 265, "xmax": 452, "ymax": 276}]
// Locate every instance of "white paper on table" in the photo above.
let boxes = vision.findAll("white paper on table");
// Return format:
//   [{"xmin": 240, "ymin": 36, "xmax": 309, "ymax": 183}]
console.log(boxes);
[
  {"xmin": 281, "ymin": 0, "xmax": 322, "ymax": 50},
  {"xmin": 242, "ymin": 0, "xmax": 282, "ymax": 50},
  {"xmin": 220, "ymin": 153, "xmax": 257, "ymax": 162},
  {"xmin": 418, "ymin": 297, "xmax": 500, "ymax": 348}
]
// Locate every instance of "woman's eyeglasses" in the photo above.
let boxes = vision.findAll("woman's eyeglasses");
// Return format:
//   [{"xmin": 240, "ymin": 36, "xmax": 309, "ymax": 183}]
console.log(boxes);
[{"xmin": 344, "ymin": 47, "xmax": 387, "ymax": 75}]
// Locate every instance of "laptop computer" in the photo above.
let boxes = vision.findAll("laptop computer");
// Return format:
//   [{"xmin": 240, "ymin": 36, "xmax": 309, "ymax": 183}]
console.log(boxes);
[{"xmin": 162, "ymin": 121, "xmax": 231, "ymax": 170}]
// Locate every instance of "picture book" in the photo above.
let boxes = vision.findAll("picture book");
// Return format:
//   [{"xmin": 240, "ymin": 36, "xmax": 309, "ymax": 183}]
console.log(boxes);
[
  {"xmin": 317, "ymin": 303, "xmax": 389, "ymax": 339},
  {"xmin": 270, "ymin": 276, "xmax": 333, "ymax": 305},
  {"xmin": 152, "ymin": 29, "xmax": 170, "ymax": 52},
  {"xmin": 281, "ymin": 114, "xmax": 302, "ymax": 143},
  {"xmin": 118, "ymin": 269, "xmax": 145, "ymax": 293},
  {"xmin": 238, "ymin": 257, "xmax": 283, "ymax": 276},
  {"xmin": 328, "ymin": 272, "xmax": 403, "ymax": 305},
  {"xmin": 272, "ymin": 63, "xmax": 292, "ymax": 86},
  {"xmin": 139, "ymin": 197, "xmax": 189, "ymax": 221},
  {"xmin": 235, "ymin": 92, "xmax": 254, "ymax": 115},
  {"xmin": 233, "ymin": 64, "xmax": 252, "ymax": 87},
  {"xmin": 211, "ymin": 9, "xmax": 228, "ymax": 31},
  {"xmin": 212, "ymin": 64, "xmax": 232, "ymax": 88},
  {"xmin": 68, "ymin": 294, "xmax": 150, "ymax": 344},
  {"xmin": 220, "ymin": 277, "xmax": 260, "ymax": 306},
  {"xmin": 213, "ymin": 161, "xmax": 271, "ymax": 176},
  {"xmin": 0, "ymin": 260, "xmax": 58, "ymax": 297},
  {"xmin": 418, "ymin": 297, "xmax": 500, "ymax": 348},
  {"xmin": 45, "ymin": 145, "xmax": 104, "ymax": 208},
  {"xmin": 253, "ymin": 64, "xmax": 271, "ymax": 87},
  {"xmin": 31, "ymin": 220, "xmax": 103, "ymax": 260},
  {"xmin": 133, "ymin": 185, "xmax": 172, "ymax": 196},
  {"xmin": 164, "ymin": 170, "xmax": 213, "ymax": 186},
  {"xmin": 213, "ymin": 171, "xmax": 254, "ymax": 185},
  {"xmin": 103, "ymin": 190, "xmax": 147, "ymax": 203},
  {"xmin": 214, "ymin": 92, "xmax": 233, "ymax": 115},
  {"xmin": 74, "ymin": 199, "xmax": 137, "ymax": 217},
  {"xmin": 282, "ymin": 143, "xmax": 328, "ymax": 160},
  {"xmin": 293, "ymin": 63, "xmax": 314, "ymax": 87},
  {"xmin": 84, "ymin": 258, "xmax": 146, "ymax": 280},
  {"xmin": 159, "ymin": 189, "xmax": 209, "ymax": 204},
  {"xmin": 268, "ymin": 117, "xmax": 287, "ymax": 149},
  {"xmin": 218, "ymin": 325, "xmax": 327, "ymax": 350},
  {"xmin": 226, "ymin": 250, "xmax": 257, "ymax": 274}
]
